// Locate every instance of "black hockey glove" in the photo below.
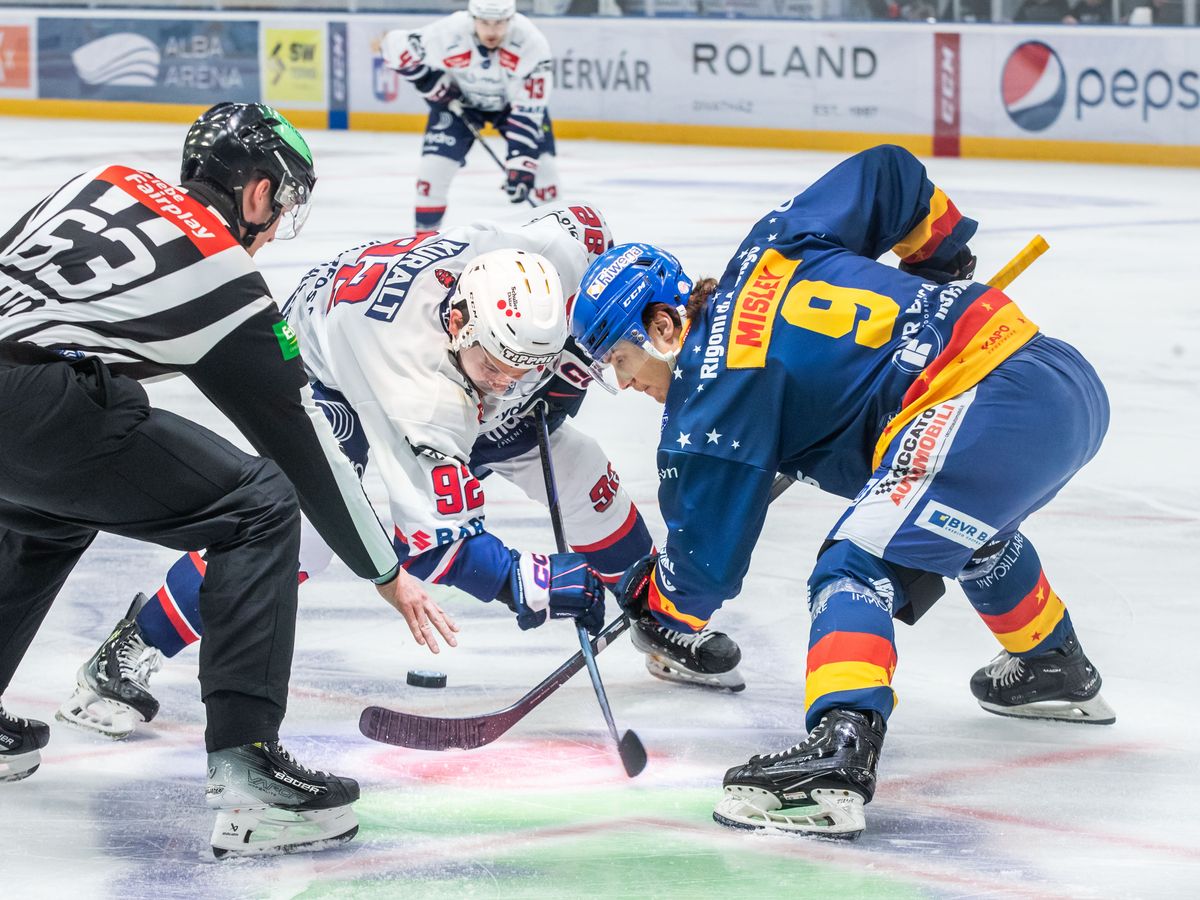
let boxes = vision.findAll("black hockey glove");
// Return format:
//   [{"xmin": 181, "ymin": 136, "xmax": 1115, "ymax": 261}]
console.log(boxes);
[
  {"xmin": 411, "ymin": 69, "xmax": 459, "ymax": 106},
  {"xmin": 505, "ymin": 550, "xmax": 606, "ymax": 636},
  {"xmin": 615, "ymin": 552, "xmax": 658, "ymax": 621},
  {"xmin": 899, "ymin": 246, "xmax": 977, "ymax": 285},
  {"xmin": 504, "ymin": 156, "xmax": 536, "ymax": 204}
]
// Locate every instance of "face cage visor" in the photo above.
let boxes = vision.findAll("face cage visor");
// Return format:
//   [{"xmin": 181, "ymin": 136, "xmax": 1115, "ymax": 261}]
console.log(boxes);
[
  {"xmin": 458, "ymin": 341, "xmax": 552, "ymax": 400},
  {"xmin": 587, "ymin": 309, "xmax": 682, "ymax": 393},
  {"xmin": 270, "ymin": 150, "xmax": 314, "ymax": 241}
]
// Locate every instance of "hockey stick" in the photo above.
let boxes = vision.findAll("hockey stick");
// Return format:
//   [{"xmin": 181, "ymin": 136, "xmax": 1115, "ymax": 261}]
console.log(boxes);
[
  {"xmin": 359, "ymin": 613, "xmax": 631, "ymax": 751},
  {"xmin": 448, "ymin": 99, "xmax": 536, "ymax": 209},
  {"xmin": 360, "ymin": 410, "xmax": 649, "ymax": 773},
  {"xmin": 769, "ymin": 234, "xmax": 1050, "ymax": 502},
  {"xmin": 533, "ymin": 402, "xmax": 647, "ymax": 777}
]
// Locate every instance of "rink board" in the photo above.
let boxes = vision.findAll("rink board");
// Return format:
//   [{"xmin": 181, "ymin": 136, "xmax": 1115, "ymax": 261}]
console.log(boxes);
[{"xmin": 0, "ymin": 10, "xmax": 1197, "ymax": 167}]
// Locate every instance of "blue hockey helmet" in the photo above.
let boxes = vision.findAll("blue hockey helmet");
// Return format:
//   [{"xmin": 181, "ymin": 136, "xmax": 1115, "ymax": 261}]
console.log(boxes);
[{"xmin": 570, "ymin": 243, "xmax": 693, "ymax": 364}]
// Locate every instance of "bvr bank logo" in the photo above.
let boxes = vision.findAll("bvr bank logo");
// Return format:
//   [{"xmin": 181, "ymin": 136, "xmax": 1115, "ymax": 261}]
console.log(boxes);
[
  {"xmin": 915, "ymin": 500, "xmax": 993, "ymax": 550},
  {"xmin": 1001, "ymin": 41, "xmax": 1065, "ymax": 132}
]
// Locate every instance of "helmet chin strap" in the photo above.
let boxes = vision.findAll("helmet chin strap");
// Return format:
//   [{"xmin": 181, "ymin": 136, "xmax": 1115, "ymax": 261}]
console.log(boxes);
[{"xmin": 237, "ymin": 205, "xmax": 282, "ymax": 249}]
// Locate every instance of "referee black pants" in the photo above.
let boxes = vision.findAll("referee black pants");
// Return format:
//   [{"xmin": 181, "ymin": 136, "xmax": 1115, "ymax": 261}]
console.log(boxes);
[{"xmin": 0, "ymin": 345, "xmax": 300, "ymax": 751}]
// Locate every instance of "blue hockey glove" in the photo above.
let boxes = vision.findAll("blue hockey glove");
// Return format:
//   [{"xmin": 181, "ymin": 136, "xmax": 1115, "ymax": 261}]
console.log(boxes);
[
  {"xmin": 509, "ymin": 551, "xmax": 605, "ymax": 636},
  {"xmin": 899, "ymin": 246, "xmax": 976, "ymax": 285},
  {"xmin": 504, "ymin": 157, "xmax": 536, "ymax": 204},
  {"xmin": 615, "ymin": 552, "xmax": 658, "ymax": 620}
]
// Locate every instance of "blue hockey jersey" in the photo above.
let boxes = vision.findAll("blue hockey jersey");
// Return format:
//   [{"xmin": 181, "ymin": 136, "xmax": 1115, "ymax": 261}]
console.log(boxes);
[{"xmin": 645, "ymin": 145, "xmax": 1040, "ymax": 632}]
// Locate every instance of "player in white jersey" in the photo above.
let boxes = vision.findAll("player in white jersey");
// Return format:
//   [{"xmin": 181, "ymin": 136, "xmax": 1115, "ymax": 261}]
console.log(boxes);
[
  {"xmin": 58, "ymin": 204, "xmax": 670, "ymax": 741},
  {"xmin": 380, "ymin": 0, "xmax": 560, "ymax": 229}
]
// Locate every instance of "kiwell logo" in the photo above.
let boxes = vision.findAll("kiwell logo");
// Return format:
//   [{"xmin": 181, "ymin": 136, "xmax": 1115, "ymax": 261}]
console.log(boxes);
[
  {"xmin": 71, "ymin": 33, "xmax": 160, "ymax": 87},
  {"xmin": 1002, "ymin": 41, "xmax": 1065, "ymax": 132},
  {"xmin": 585, "ymin": 245, "xmax": 641, "ymax": 299}
]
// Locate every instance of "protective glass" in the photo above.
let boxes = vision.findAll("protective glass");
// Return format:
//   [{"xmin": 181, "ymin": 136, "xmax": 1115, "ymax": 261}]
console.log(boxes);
[
  {"xmin": 459, "ymin": 342, "xmax": 550, "ymax": 399},
  {"xmin": 271, "ymin": 151, "xmax": 314, "ymax": 241},
  {"xmin": 596, "ymin": 337, "xmax": 669, "ymax": 392}
]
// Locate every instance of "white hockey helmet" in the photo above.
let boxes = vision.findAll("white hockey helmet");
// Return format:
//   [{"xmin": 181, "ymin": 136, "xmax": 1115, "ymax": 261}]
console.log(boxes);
[
  {"xmin": 451, "ymin": 249, "xmax": 567, "ymax": 397},
  {"xmin": 523, "ymin": 203, "xmax": 615, "ymax": 267},
  {"xmin": 468, "ymin": 0, "xmax": 516, "ymax": 19}
]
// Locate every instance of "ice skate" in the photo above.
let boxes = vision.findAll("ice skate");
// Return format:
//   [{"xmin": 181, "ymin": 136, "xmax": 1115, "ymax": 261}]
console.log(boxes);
[
  {"xmin": 0, "ymin": 702, "xmax": 51, "ymax": 783},
  {"xmin": 630, "ymin": 618, "xmax": 745, "ymax": 692},
  {"xmin": 713, "ymin": 708, "xmax": 885, "ymax": 840},
  {"xmin": 207, "ymin": 740, "xmax": 360, "ymax": 858},
  {"xmin": 56, "ymin": 593, "xmax": 163, "ymax": 740},
  {"xmin": 970, "ymin": 632, "xmax": 1115, "ymax": 725}
]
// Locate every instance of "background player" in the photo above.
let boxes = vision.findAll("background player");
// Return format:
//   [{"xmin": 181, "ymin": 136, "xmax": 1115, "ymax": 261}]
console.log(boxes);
[
  {"xmin": 572, "ymin": 144, "xmax": 1114, "ymax": 840},
  {"xmin": 57, "ymin": 205, "xmax": 738, "ymax": 742},
  {"xmin": 0, "ymin": 103, "xmax": 434, "ymax": 857},
  {"xmin": 380, "ymin": 0, "xmax": 559, "ymax": 229}
]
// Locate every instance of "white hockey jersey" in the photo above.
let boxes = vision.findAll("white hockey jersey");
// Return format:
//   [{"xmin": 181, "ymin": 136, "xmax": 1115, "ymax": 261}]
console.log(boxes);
[
  {"xmin": 285, "ymin": 214, "xmax": 587, "ymax": 562},
  {"xmin": 380, "ymin": 11, "xmax": 552, "ymax": 118}
]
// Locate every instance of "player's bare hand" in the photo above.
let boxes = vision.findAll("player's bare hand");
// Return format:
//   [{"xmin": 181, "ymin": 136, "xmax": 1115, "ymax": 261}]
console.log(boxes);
[{"xmin": 376, "ymin": 568, "xmax": 460, "ymax": 654}]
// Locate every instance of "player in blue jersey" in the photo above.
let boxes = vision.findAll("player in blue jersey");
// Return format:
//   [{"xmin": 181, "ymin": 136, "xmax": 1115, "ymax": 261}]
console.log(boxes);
[{"xmin": 571, "ymin": 144, "xmax": 1114, "ymax": 840}]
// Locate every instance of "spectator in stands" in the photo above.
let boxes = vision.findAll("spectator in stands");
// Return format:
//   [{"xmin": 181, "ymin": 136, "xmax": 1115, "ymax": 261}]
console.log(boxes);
[
  {"xmin": 942, "ymin": 0, "xmax": 993, "ymax": 21},
  {"xmin": 1066, "ymin": 0, "xmax": 1113, "ymax": 21},
  {"xmin": 1014, "ymin": 0, "xmax": 1071, "ymax": 21},
  {"xmin": 1147, "ymin": 0, "xmax": 1184, "ymax": 22}
]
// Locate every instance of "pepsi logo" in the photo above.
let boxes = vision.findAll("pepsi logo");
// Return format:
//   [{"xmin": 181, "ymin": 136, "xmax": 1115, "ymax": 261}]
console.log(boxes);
[{"xmin": 1001, "ymin": 41, "xmax": 1066, "ymax": 132}]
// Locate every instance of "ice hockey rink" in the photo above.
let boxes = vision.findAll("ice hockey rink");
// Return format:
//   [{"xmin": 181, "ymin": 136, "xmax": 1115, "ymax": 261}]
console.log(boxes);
[{"xmin": 1, "ymin": 117, "xmax": 1198, "ymax": 898}]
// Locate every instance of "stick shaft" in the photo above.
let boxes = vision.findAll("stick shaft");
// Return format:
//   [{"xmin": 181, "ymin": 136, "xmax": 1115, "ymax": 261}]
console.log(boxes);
[
  {"xmin": 453, "ymin": 103, "xmax": 537, "ymax": 208},
  {"xmin": 986, "ymin": 234, "xmax": 1049, "ymax": 291},
  {"xmin": 534, "ymin": 404, "xmax": 621, "ymax": 744}
]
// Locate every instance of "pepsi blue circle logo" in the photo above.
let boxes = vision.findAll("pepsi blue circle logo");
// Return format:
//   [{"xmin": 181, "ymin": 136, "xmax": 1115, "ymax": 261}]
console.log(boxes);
[{"xmin": 1001, "ymin": 41, "xmax": 1066, "ymax": 132}]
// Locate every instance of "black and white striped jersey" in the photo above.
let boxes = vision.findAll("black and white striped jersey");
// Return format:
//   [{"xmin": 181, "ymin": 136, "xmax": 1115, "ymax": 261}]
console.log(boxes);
[{"xmin": 0, "ymin": 165, "xmax": 397, "ymax": 582}]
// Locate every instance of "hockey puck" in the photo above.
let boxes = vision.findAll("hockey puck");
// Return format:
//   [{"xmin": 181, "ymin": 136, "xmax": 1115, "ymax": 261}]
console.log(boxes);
[{"xmin": 406, "ymin": 669, "xmax": 447, "ymax": 688}]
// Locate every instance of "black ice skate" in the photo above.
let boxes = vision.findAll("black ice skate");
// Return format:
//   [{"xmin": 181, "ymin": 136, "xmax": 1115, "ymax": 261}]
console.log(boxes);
[
  {"xmin": 970, "ymin": 632, "xmax": 1115, "ymax": 725},
  {"xmin": 713, "ymin": 708, "xmax": 885, "ymax": 839},
  {"xmin": 56, "ymin": 593, "xmax": 164, "ymax": 739},
  {"xmin": 0, "ymin": 702, "xmax": 50, "ymax": 783},
  {"xmin": 207, "ymin": 740, "xmax": 360, "ymax": 858},
  {"xmin": 629, "ymin": 618, "xmax": 745, "ymax": 691}
]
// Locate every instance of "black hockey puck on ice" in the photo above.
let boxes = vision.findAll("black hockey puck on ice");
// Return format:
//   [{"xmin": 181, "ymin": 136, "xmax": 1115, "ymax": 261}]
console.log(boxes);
[{"xmin": 406, "ymin": 669, "xmax": 447, "ymax": 688}]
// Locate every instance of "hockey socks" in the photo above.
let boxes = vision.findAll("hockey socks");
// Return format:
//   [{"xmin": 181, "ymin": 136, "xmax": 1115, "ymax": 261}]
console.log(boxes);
[
  {"xmin": 804, "ymin": 542, "xmax": 900, "ymax": 732},
  {"xmin": 961, "ymin": 533, "xmax": 1113, "ymax": 723},
  {"xmin": 136, "ymin": 551, "xmax": 207, "ymax": 658}
]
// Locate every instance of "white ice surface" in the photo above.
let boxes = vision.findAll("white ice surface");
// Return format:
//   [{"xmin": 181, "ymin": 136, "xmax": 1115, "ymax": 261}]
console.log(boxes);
[{"xmin": 1, "ymin": 118, "xmax": 1198, "ymax": 898}]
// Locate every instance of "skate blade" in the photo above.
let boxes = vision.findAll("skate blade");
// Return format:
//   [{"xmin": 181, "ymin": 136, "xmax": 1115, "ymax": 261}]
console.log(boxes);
[
  {"xmin": 713, "ymin": 785, "xmax": 865, "ymax": 839},
  {"xmin": 211, "ymin": 805, "xmax": 359, "ymax": 858},
  {"xmin": 0, "ymin": 750, "xmax": 41, "ymax": 783},
  {"xmin": 979, "ymin": 691, "xmax": 1116, "ymax": 725},
  {"xmin": 55, "ymin": 686, "xmax": 139, "ymax": 740},
  {"xmin": 643, "ymin": 654, "xmax": 746, "ymax": 693}
]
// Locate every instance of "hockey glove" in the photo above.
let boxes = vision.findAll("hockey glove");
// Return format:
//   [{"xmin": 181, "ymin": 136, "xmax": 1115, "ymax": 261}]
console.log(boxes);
[
  {"xmin": 615, "ymin": 552, "xmax": 658, "ymax": 621},
  {"xmin": 508, "ymin": 550, "xmax": 606, "ymax": 636},
  {"xmin": 504, "ymin": 157, "xmax": 537, "ymax": 204},
  {"xmin": 414, "ymin": 70, "xmax": 459, "ymax": 106},
  {"xmin": 899, "ymin": 246, "xmax": 977, "ymax": 285}
]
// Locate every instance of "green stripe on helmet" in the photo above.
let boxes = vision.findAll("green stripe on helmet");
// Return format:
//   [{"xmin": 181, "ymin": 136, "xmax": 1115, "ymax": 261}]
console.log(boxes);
[{"xmin": 261, "ymin": 104, "xmax": 313, "ymax": 165}]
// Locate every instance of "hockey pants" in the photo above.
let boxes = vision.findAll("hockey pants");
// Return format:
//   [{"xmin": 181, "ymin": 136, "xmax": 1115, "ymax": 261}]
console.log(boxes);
[{"xmin": 0, "ymin": 347, "xmax": 301, "ymax": 751}]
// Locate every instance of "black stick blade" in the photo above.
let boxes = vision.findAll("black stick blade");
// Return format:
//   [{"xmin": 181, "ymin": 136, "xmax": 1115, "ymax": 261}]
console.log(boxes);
[
  {"xmin": 359, "ymin": 706, "xmax": 492, "ymax": 751},
  {"xmin": 618, "ymin": 729, "xmax": 647, "ymax": 778}
]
